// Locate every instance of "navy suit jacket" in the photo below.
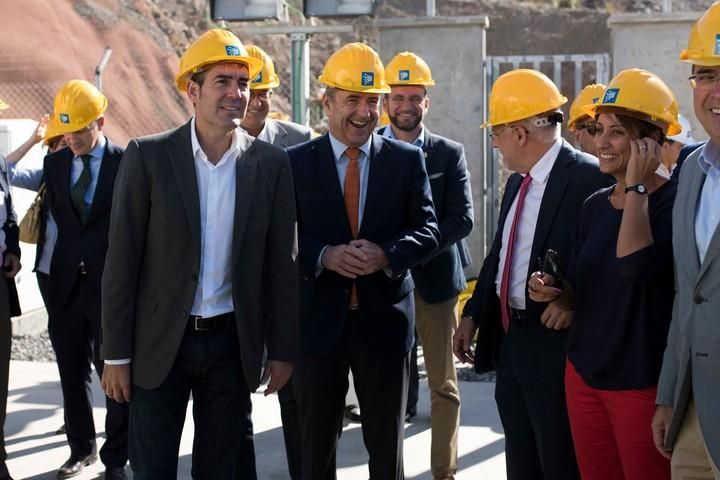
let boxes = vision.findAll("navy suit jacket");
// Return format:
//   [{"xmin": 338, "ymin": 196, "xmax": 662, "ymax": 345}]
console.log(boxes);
[
  {"xmin": 463, "ymin": 140, "xmax": 609, "ymax": 373},
  {"xmin": 44, "ymin": 139, "xmax": 123, "ymax": 312},
  {"xmin": 670, "ymin": 141, "xmax": 706, "ymax": 183},
  {"xmin": 288, "ymin": 133, "xmax": 439, "ymax": 356},
  {"xmin": 378, "ymin": 126, "xmax": 474, "ymax": 303}
]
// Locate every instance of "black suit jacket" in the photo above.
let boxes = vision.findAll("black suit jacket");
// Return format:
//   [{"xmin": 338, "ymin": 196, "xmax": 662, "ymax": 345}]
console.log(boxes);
[
  {"xmin": 288, "ymin": 133, "xmax": 439, "ymax": 356},
  {"xmin": 670, "ymin": 141, "xmax": 706, "ymax": 183},
  {"xmin": 463, "ymin": 140, "xmax": 609, "ymax": 373},
  {"xmin": 377, "ymin": 127, "xmax": 473, "ymax": 304},
  {"xmin": 101, "ymin": 122, "xmax": 299, "ymax": 390},
  {"xmin": 43, "ymin": 138, "xmax": 123, "ymax": 313},
  {"xmin": 0, "ymin": 155, "xmax": 21, "ymax": 316}
]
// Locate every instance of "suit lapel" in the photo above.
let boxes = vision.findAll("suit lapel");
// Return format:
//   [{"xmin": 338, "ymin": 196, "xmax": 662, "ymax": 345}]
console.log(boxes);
[
  {"xmin": 529, "ymin": 142, "xmax": 574, "ymax": 267},
  {"xmin": 358, "ymin": 134, "xmax": 385, "ymax": 237},
  {"xmin": 422, "ymin": 129, "xmax": 434, "ymax": 166},
  {"xmin": 683, "ymin": 153, "xmax": 705, "ymax": 280},
  {"xmin": 60, "ymin": 150, "xmax": 83, "ymax": 229},
  {"xmin": 266, "ymin": 120, "xmax": 288, "ymax": 148},
  {"xmin": 316, "ymin": 135, "xmax": 353, "ymax": 239},
  {"xmin": 169, "ymin": 121, "xmax": 201, "ymax": 260},
  {"xmin": 85, "ymin": 139, "xmax": 121, "ymax": 226},
  {"xmin": 232, "ymin": 134, "xmax": 258, "ymax": 268}
]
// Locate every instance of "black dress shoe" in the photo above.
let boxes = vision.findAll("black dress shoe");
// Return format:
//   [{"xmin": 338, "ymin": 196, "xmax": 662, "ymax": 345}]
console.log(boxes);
[
  {"xmin": 55, "ymin": 424, "xmax": 66, "ymax": 435},
  {"xmin": 405, "ymin": 407, "xmax": 417, "ymax": 423},
  {"xmin": 105, "ymin": 467, "xmax": 128, "ymax": 480},
  {"xmin": 344, "ymin": 405, "xmax": 362, "ymax": 423},
  {"xmin": 56, "ymin": 453, "xmax": 97, "ymax": 479}
]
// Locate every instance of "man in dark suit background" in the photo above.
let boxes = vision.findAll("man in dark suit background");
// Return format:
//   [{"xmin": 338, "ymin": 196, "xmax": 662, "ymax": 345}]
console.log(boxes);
[
  {"xmin": 287, "ymin": 42, "xmax": 438, "ymax": 480},
  {"xmin": 453, "ymin": 69, "xmax": 608, "ymax": 480},
  {"xmin": 240, "ymin": 43, "xmax": 312, "ymax": 480},
  {"xmin": 42, "ymin": 80, "xmax": 129, "ymax": 480},
  {"xmin": 378, "ymin": 51, "xmax": 473, "ymax": 480},
  {"xmin": 0, "ymin": 97, "xmax": 23, "ymax": 480},
  {"xmin": 100, "ymin": 29, "xmax": 298, "ymax": 479}
]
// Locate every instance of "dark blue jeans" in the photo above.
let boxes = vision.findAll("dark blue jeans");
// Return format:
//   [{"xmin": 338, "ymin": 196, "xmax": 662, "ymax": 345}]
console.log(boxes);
[{"xmin": 129, "ymin": 319, "xmax": 253, "ymax": 479}]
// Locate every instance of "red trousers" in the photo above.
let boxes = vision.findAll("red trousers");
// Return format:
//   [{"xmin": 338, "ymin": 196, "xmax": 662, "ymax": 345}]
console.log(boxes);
[{"xmin": 564, "ymin": 360, "xmax": 670, "ymax": 480}]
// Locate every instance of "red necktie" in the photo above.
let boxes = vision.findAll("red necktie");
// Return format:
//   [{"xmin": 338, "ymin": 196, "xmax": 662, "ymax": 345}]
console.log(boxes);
[
  {"xmin": 499, "ymin": 174, "xmax": 533, "ymax": 332},
  {"xmin": 344, "ymin": 147, "xmax": 360, "ymax": 306}
]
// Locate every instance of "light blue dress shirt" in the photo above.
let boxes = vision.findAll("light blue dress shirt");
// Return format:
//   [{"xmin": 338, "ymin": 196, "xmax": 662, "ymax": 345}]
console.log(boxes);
[
  {"xmin": 380, "ymin": 124, "xmax": 426, "ymax": 149},
  {"xmin": 695, "ymin": 141, "xmax": 720, "ymax": 264},
  {"xmin": 70, "ymin": 134, "xmax": 106, "ymax": 207},
  {"xmin": 328, "ymin": 133, "xmax": 373, "ymax": 225}
]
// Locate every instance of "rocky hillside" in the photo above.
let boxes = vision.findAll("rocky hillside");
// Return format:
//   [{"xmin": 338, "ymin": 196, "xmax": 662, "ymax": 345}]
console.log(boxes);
[{"xmin": 1, "ymin": 0, "xmax": 715, "ymax": 144}]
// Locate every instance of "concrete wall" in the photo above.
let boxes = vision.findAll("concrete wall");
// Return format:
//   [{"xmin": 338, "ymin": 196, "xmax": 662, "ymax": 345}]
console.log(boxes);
[
  {"xmin": 377, "ymin": 16, "xmax": 489, "ymax": 275},
  {"xmin": 608, "ymin": 12, "xmax": 705, "ymax": 141}
]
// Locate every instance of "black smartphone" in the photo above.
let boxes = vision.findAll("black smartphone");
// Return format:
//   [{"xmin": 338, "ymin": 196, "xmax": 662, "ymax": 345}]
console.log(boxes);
[{"xmin": 541, "ymin": 249, "xmax": 563, "ymax": 287}]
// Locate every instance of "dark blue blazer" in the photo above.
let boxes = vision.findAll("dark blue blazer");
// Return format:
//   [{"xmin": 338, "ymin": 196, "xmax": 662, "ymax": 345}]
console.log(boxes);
[
  {"xmin": 378, "ymin": 126, "xmax": 474, "ymax": 303},
  {"xmin": 288, "ymin": 133, "xmax": 439, "ymax": 356},
  {"xmin": 463, "ymin": 140, "xmax": 610, "ymax": 373},
  {"xmin": 671, "ymin": 141, "xmax": 706, "ymax": 183},
  {"xmin": 44, "ymin": 139, "xmax": 123, "ymax": 312}
]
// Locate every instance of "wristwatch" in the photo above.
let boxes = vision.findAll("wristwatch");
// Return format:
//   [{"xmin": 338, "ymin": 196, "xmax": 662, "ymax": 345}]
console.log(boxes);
[{"xmin": 625, "ymin": 183, "xmax": 648, "ymax": 195}]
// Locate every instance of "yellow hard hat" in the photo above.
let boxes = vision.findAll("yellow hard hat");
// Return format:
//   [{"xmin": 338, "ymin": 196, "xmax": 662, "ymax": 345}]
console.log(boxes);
[
  {"xmin": 44, "ymin": 113, "xmax": 63, "ymax": 145},
  {"xmin": 583, "ymin": 68, "xmax": 681, "ymax": 136},
  {"xmin": 175, "ymin": 29, "xmax": 264, "ymax": 92},
  {"xmin": 485, "ymin": 69, "xmax": 567, "ymax": 127},
  {"xmin": 385, "ymin": 51, "xmax": 435, "ymax": 87},
  {"xmin": 379, "ymin": 110, "xmax": 390, "ymax": 126},
  {"xmin": 246, "ymin": 45, "xmax": 280, "ymax": 90},
  {"xmin": 568, "ymin": 83, "xmax": 606, "ymax": 130},
  {"xmin": 0, "ymin": 98, "xmax": 8, "ymax": 111},
  {"xmin": 680, "ymin": 2, "xmax": 720, "ymax": 66},
  {"xmin": 52, "ymin": 80, "xmax": 108, "ymax": 135},
  {"xmin": 319, "ymin": 42, "xmax": 390, "ymax": 94}
]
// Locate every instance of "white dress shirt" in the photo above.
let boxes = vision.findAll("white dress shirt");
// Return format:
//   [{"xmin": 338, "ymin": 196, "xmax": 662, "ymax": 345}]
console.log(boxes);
[
  {"xmin": 189, "ymin": 117, "xmax": 246, "ymax": 317},
  {"xmin": 495, "ymin": 139, "xmax": 562, "ymax": 310}
]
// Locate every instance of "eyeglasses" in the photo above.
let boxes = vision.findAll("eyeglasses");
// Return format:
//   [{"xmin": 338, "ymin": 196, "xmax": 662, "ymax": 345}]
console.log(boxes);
[
  {"xmin": 689, "ymin": 71, "xmax": 720, "ymax": 90},
  {"xmin": 488, "ymin": 124, "xmax": 527, "ymax": 139},
  {"xmin": 574, "ymin": 120, "xmax": 597, "ymax": 135}
]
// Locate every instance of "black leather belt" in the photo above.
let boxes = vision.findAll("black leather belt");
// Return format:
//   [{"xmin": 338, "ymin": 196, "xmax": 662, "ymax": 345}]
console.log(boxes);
[
  {"xmin": 188, "ymin": 312, "xmax": 233, "ymax": 331},
  {"xmin": 511, "ymin": 308, "xmax": 526, "ymax": 320}
]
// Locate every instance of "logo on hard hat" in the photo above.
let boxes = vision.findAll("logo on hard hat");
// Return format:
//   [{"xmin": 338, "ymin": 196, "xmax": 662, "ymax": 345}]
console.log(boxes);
[
  {"xmin": 715, "ymin": 34, "xmax": 720, "ymax": 55},
  {"xmin": 254, "ymin": 72, "xmax": 263, "ymax": 83},
  {"xmin": 603, "ymin": 88, "xmax": 619, "ymax": 104},
  {"xmin": 361, "ymin": 72, "xmax": 375, "ymax": 87},
  {"xmin": 225, "ymin": 45, "xmax": 241, "ymax": 56},
  {"xmin": 399, "ymin": 70, "xmax": 410, "ymax": 81},
  {"xmin": 59, "ymin": 113, "xmax": 70, "ymax": 124}
]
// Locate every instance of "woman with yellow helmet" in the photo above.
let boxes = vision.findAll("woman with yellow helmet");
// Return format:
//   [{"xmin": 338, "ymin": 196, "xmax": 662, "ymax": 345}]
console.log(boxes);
[{"xmin": 529, "ymin": 68, "xmax": 679, "ymax": 480}]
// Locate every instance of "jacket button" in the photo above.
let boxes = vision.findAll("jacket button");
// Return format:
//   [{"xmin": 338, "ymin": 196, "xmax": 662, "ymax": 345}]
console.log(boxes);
[{"xmin": 694, "ymin": 295, "xmax": 706, "ymax": 304}]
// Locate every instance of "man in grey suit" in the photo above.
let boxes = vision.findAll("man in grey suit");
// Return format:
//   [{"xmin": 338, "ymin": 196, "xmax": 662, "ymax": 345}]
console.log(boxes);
[
  {"xmin": 653, "ymin": 4, "xmax": 720, "ymax": 478},
  {"xmin": 100, "ymin": 29, "xmax": 298, "ymax": 479},
  {"xmin": 240, "ymin": 43, "xmax": 311, "ymax": 480}
]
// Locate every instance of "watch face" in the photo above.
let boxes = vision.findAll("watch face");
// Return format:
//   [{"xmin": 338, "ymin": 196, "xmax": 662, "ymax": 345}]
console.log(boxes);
[{"xmin": 637, "ymin": 184, "xmax": 647, "ymax": 194}]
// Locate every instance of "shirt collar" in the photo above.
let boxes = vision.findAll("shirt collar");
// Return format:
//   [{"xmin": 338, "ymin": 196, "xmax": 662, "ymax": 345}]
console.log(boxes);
[
  {"xmin": 75, "ymin": 134, "xmax": 106, "ymax": 161},
  {"xmin": 190, "ymin": 117, "xmax": 243, "ymax": 165},
  {"xmin": 697, "ymin": 140, "xmax": 720, "ymax": 175},
  {"xmin": 527, "ymin": 138, "xmax": 562, "ymax": 184},
  {"xmin": 328, "ymin": 132, "xmax": 372, "ymax": 162},
  {"xmin": 381, "ymin": 124, "xmax": 425, "ymax": 148}
]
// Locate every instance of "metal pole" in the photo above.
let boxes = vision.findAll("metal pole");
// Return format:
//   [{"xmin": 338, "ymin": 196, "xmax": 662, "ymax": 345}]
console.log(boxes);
[
  {"xmin": 662, "ymin": 0, "xmax": 672, "ymax": 12},
  {"xmin": 426, "ymin": 0, "xmax": 436, "ymax": 17},
  {"xmin": 291, "ymin": 33, "xmax": 310, "ymax": 126},
  {"xmin": 95, "ymin": 47, "xmax": 113, "ymax": 91}
]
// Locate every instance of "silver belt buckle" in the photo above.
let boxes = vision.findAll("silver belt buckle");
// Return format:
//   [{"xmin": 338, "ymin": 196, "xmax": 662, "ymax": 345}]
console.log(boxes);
[{"xmin": 193, "ymin": 316, "xmax": 209, "ymax": 331}]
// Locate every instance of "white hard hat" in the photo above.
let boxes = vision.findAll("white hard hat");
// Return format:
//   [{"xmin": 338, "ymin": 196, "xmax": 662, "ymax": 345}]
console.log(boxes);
[{"xmin": 668, "ymin": 114, "xmax": 696, "ymax": 145}]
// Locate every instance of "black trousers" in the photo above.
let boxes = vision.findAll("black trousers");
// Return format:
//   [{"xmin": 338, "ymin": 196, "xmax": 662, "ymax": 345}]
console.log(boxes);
[
  {"xmin": 47, "ymin": 275, "xmax": 129, "ymax": 468},
  {"xmin": 0, "ymin": 278, "xmax": 11, "ymax": 478},
  {"xmin": 278, "ymin": 378, "xmax": 302, "ymax": 480},
  {"xmin": 294, "ymin": 310, "xmax": 410, "ymax": 480},
  {"xmin": 495, "ymin": 314, "xmax": 580, "ymax": 480}
]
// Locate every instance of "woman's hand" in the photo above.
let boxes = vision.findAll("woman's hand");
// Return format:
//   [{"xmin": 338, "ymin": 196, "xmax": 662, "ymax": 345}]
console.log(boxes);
[
  {"xmin": 528, "ymin": 271, "xmax": 562, "ymax": 303},
  {"xmin": 626, "ymin": 137, "xmax": 661, "ymax": 186}
]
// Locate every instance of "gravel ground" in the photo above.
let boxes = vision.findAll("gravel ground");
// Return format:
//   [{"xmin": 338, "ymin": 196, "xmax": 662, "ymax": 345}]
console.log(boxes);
[
  {"xmin": 10, "ymin": 332, "xmax": 497, "ymax": 382},
  {"xmin": 11, "ymin": 332, "xmax": 56, "ymax": 362}
]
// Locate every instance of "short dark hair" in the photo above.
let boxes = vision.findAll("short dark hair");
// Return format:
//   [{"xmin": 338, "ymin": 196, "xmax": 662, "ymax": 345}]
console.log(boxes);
[
  {"xmin": 190, "ymin": 70, "xmax": 208, "ymax": 87},
  {"xmin": 614, "ymin": 113, "xmax": 665, "ymax": 144}
]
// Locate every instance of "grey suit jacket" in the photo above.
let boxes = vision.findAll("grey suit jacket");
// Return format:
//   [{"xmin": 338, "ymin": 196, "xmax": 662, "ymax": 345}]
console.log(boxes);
[
  {"xmin": 262, "ymin": 119, "xmax": 312, "ymax": 149},
  {"xmin": 657, "ymin": 146, "xmax": 720, "ymax": 465},
  {"xmin": 100, "ymin": 120, "xmax": 299, "ymax": 391}
]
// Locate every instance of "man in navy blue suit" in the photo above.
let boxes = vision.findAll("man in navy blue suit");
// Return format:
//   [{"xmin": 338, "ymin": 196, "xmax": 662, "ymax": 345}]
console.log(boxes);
[
  {"xmin": 453, "ymin": 70, "xmax": 608, "ymax": 480},
  {"xmin": 287, "ymin": 43, "xmax": 438, "ymax": 480},
  {"xmin": 379, "ymin": 51, "xmax": 473, "ymax": 480}
]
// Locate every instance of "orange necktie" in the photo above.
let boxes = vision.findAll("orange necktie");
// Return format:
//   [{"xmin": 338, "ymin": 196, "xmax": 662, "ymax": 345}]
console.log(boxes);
[{"xmin": 344, "ymin": 147, "xmax": 360, "ymax": 306}]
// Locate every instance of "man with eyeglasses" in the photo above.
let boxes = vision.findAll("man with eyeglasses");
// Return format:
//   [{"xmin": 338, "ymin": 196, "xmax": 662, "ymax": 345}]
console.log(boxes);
[
  {"xmin": 653, "ymin": 3, "xmax": 720, "ymax": 478},
  {"xmin": 566, "ymin": 83, "xmax": 605, "ymax": 156},
  {"xmin": 239, "ymin": 44, "xmax": 311, "ymax": 480},
  {"xmin": 42, "ymin": 80, "xmax": 129, "ymax": 479},
  {"xmin": 453, "ymin": 69, "xmax": 607, "ymax": 480}
]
